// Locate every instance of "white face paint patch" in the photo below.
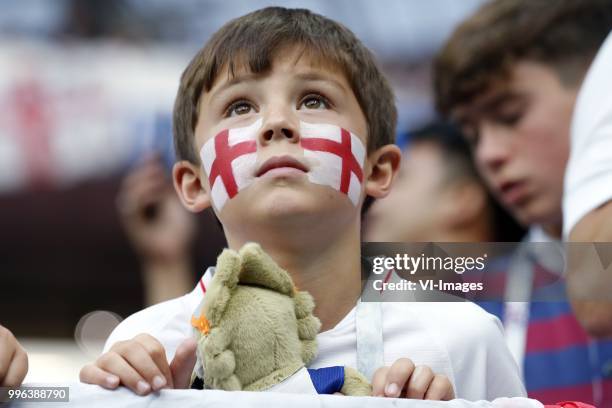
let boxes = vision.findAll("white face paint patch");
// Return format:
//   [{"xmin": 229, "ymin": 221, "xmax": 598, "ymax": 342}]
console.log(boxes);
[
  {"xmin": 199, "ymin": 118, "xmax": 366, "ymax": 212},
  {"xmin": 300, "ymin": 121, "xmax": 366, "ymax": 206}
]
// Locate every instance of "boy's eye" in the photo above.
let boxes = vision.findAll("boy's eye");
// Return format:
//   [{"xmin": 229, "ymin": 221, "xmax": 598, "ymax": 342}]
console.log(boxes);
[
  {"xmin": 492, "ymin": 102, "xmax": 526, "ymax": 127},
  {"xmin": 461, "ymin": 124, "xmax": 480, "ymax": 148},
  {"xmin": 225, "ymin": 100, "xmax": 254, "ymax": 117},
  {"xmin": 299, "ymin": 94, "xmax": 330, "ymax": 110},
  {"xmin": 494, "ymin": 110, "xmax": 523, "ymax": 127}
]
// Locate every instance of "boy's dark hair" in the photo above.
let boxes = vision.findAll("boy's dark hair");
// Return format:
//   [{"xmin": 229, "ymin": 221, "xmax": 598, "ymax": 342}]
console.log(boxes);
[
  {"xmin": 433, "ymin": 0, "xmax": 612, "ymax": 116},
  {"xmin": 173, "ymin": 6, "xmax": 397, "ymax": 165},
  {"xmin": 408, "ymin": 121, "xmax": 525, "ymax": 241}
]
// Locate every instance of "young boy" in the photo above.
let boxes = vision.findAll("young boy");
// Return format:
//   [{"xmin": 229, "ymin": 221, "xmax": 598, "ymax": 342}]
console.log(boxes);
[
  {"xmin": 80, "ymin": 7, "xmax": 524, "ymax": 401},
  {"xmin": 433, "ymin": 0, "xmax": 612, "ymax": 404}
]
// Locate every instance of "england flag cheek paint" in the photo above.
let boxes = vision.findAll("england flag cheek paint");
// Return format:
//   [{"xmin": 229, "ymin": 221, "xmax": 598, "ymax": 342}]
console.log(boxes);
[
  {"xmin": 200, "ymin": 118, "xmax": 261, "ymax": 212},
  {"xmin": 200, "ymin": 118, "xmax": 366, "ymax": 212},
  {"xmin": 300, "ymin": 121, "xmax": 366, "ymax": 207}
]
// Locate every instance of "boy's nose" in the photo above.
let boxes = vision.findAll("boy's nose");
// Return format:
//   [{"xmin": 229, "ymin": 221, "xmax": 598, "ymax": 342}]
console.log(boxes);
[
  {"xmin": 261, "ymin": 127, "xmax": 296, "ymax": 142},
  {"xmin": 259, "ymin": 111, "xmax": 300, "ymax": 146},
  {"xmin": 476, "ymin": 123, "xmax": 512, "ymax": 173}
]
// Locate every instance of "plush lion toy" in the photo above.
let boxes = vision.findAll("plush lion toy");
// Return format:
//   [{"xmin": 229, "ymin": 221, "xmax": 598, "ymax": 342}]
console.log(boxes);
[{"xmin": 190, "ymin": 242, "xmax": 371, "ymax": 396}]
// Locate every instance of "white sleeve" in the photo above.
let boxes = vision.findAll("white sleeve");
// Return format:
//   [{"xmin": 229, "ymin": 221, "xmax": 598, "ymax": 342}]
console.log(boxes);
[
  {"xmin": 563, "ymin": 31, "xmax": 612, "ymax": 237},
  {"xmin": 481, "ymin": 313, "xmax": 527, "ymax": 399},
  {"xmin": 442, "ymin": 304, "xmax": 527, "ymax": 400},
  {"xmin": 103, "ymin": 295, "xmax": 195, "ymax": 362}
]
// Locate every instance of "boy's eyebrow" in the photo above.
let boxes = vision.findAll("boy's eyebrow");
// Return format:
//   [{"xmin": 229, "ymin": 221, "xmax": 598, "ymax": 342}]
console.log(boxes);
[
  {"xmin": 209, "ymin": 70, "xmax": 349, "ymax": 100},
  {"xmin": 454, "ymin": 91, "xmax": 526, "ymax": 123},
  {"xmin": 209, "ymin": 72, "xmax": 261, "ymax": 99},
  {"xmin": 293, "ymin": 72, "xmax": 349, "ymax": 95},
  {"xmin": 481, "ymin": 92, "xmax": 526, "ymax": 113}
]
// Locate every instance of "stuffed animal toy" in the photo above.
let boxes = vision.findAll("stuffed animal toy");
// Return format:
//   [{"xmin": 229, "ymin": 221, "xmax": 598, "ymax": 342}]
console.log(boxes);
[{"xmin": 190, "ymin": 242, "xmax": 372, "ymax": 396}]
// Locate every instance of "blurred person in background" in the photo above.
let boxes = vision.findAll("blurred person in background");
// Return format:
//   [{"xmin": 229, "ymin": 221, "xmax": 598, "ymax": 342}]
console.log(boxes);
[
  {"xmin": 0, "ymin": 325, "xmax": 28, "ymax": 387},
  {"xmin": 116, "ymin": 153, "xmax": 197, "ymax": 306},
  {"xmin": 433, "ymin": 0, "xmax": 612, "ymax": 404},
  {"xmin": 364, "ymin": 121, "xmax": 524, "ymax": 243}
]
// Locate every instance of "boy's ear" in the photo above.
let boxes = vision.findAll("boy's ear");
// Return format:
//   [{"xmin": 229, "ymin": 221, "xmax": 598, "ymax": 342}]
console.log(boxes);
[
  {"xmin": 364, "ymin": 144, "xmax": 402, "ymax": 199},
  {"xmin": 172, "ymin": 160, "xmax": 211, "ymax": 213}
]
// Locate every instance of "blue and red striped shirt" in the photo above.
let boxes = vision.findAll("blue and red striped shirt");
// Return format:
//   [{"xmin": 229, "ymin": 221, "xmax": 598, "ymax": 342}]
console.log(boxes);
[{"xmin": 480, "ymin": 299, "xmax": 612, "ymax": 406}]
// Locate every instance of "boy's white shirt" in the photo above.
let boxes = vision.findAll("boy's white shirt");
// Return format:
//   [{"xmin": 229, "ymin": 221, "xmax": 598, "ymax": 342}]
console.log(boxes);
[
  {"xmin": 104, "ymin": 268, "xmax": 526, "ymax": 401},
  {"xmin": 563, "ymin": 31, "xmax": 612, "ymax": 237}
]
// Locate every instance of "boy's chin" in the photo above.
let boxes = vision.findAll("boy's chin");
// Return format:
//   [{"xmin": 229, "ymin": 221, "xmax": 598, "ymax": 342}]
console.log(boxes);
[
  {"xmin": 222, "ymin": 187, "xmax": 357, "ymax": 228},
  {"xmin": 512, "ymin": 196, "xmax": 560, "ymax": 229}
]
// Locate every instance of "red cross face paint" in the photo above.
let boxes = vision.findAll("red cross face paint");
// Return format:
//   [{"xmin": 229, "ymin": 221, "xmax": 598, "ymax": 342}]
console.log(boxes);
[
  {"xmin": 300, "ymin": 121, "xmax": 366, "ymax": 206},
  {"xmin": 200, "ymin": 118, "xmax": 261, "ymax": 212},
  {"xmin": 200, "ymin": 119, "xmax": 366, "ymax": 212}
]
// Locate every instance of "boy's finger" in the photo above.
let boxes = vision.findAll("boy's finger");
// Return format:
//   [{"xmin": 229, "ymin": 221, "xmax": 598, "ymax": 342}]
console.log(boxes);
[
  {"xmin": 132, "ymin": 334, "xmax": 173, "ymax": 389},
  {"xmin": 1, "ymin": 348, "xmax": 28, "ymax": 387},
  {"xmin": 79, "ymin": 364, "xmax": 120, "ymax": 389},
  {"xmin": 96, "ymin": 351, "xmax": 151, "ymax": 395},
  {"xmin": 405, "ymin": 365, "xmax": 434, "ymax": 399},
  {"xmin": 116, "ymin": 340, "xmax": 168, "ymax": 391},
  {"xmin": 370, "ymin": 366, "xmax": 389, "ymax": 397},
  {"xmin": 170, "ymin": 338, "xmax": 197, "ymax": 389},
  {"xmin": 384, "ymin": 358, "xmax": 415, "ymax": 397},
  {"xmin": 424, "ymin": 374, "xmax": 454, "ymax": 401}
]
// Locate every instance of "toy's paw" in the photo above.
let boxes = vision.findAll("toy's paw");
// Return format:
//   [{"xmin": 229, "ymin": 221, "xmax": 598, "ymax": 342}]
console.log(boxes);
[
  {"xmin": 212, "ymin": 374, "xmax": 242, "ymax": 391},
  {"xmin": 297, "ymin": 314, "xmax": 320, "ymax": 341},
  {"xmin": 204, "ymin": 349, "xmax": 236, "ymax": 380},
  {"xmin": 341, "ymin": 366, "xmax": 372, "ymax": 396}
]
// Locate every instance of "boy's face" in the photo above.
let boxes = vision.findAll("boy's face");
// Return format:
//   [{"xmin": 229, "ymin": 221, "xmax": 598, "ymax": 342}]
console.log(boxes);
[
  {"xmin": 452, "ymin": 61, "xmax": 577, "ymax": 229},
  {"xmin": 184, "ymin": 49, "xmax": 382, "ymax": 238}
]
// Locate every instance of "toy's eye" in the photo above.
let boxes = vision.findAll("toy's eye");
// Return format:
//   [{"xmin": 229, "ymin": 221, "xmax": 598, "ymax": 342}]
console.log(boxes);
[
  {"xmin": 225, "ymin": 100, "xmax": 254, "ymax": 117},
  {"xmin": 299, "ymin": 94, "xmax": 330, "ymax": 110}
]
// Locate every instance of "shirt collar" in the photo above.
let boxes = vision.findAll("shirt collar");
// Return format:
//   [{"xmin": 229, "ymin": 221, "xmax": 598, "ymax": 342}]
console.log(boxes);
[{"xmin": 191, "ymin": 266, "xmax": 215, "ymax": 296}]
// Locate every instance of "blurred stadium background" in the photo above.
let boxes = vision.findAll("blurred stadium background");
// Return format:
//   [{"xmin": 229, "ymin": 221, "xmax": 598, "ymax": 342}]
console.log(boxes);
[{"xmin": 0, "ymin": 0, "xmax": 485, "ymax": 382}]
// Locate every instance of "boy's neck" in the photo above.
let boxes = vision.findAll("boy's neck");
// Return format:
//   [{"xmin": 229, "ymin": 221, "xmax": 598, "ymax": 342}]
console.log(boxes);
[
  {"xmin": 226, "ymin": 221, "xmax": 363, "ymax": 332},
  {"xmin": 541, "ymin": 221, "xmax": 563, "ymax": 240}
]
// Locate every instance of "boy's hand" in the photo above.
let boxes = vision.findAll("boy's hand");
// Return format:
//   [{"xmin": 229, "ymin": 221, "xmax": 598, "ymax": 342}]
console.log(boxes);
[
  {"xmin": 371, "ymin": 358, "xmax": 454, "ymax": 400},
  {"xmin": 0, "ymin": 325, "xmax": 28, "ymax": 387},
  {"xmin": 80, "ymin": 335, "xmax": 197, "ymax": 395}
]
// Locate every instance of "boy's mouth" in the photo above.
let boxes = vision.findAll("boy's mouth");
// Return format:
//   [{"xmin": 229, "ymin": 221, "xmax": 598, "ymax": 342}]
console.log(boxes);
[{"xmin": 255, "ymin": 155, "xmax": 309, "ymax": 177}]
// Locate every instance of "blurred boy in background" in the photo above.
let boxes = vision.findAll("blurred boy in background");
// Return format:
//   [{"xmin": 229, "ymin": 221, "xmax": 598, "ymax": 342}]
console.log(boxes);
[{"xmin": 433, "ymin": 0, "xmax": 612, "ymax": 404}]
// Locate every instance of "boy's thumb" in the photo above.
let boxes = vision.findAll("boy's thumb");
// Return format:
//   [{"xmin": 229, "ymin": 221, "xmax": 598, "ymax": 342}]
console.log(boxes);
[{"xmin": 170, "ymin": 337, "xmax": 198, "ymax": 388}]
